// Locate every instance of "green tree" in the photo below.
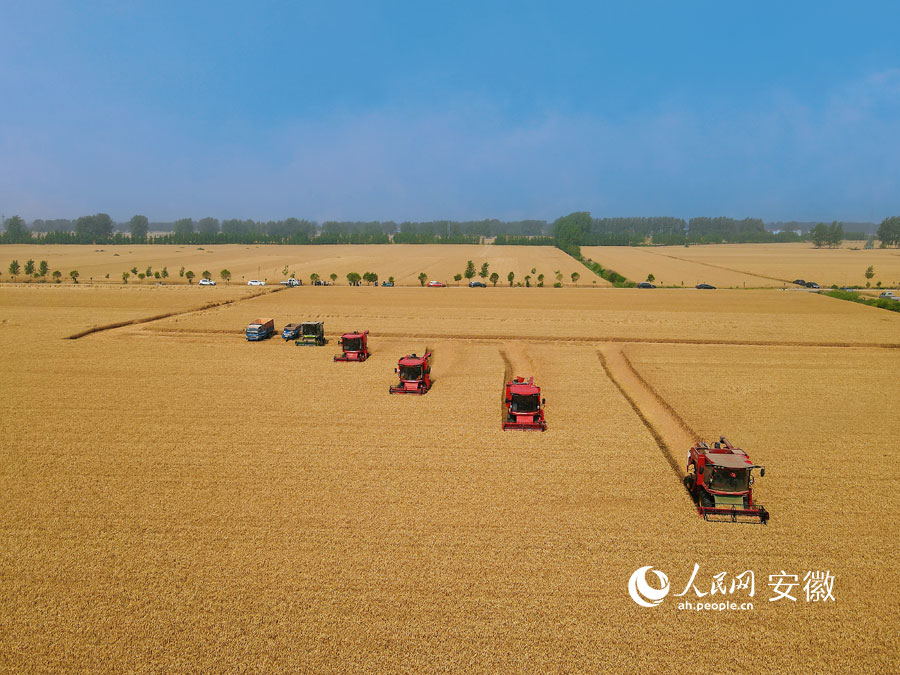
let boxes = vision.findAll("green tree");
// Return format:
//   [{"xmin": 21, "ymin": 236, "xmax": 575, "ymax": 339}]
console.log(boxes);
[
  {"xmin": 524, "ymin": 274, "xmax": 531, "ymax": 287},
  {"xmin": 827, "ymin": 221, "xmax": 844, "ymax": 248},
  {"xmin": 138, "ymin": 273, "xmax": 146, "ymax": 280},
  {"xmin": 122, "ymin": 272, "xmax": 130, "ymax": 284},
  {"xmin": 9, "ymin": 260, "xmax": 20, "ymax": 278},
  {"xmin": 179, "ymin": 266, "xmax": 185, "ymax": 277},
  {"xmin": 220, "ymin": 269, "xmax": 231, "ymax": 284},
  {"xmin": 453, "ymin": 273, "xmax": 462, "ymax": 284},
  {"xmin": 282, "ymin": 265, "xmax": 290, "ymax": 276},
  {"xmin": 479, "ymin": 262, "xmax": 489, "ymax": 279},
  {"xmin": 647, "ymin": 273, "xmax": 655, "ymax": 283},
  {"xmin": 865, "ymin": 266, "xmax": 875, "ymax": 282},
  {"xmin": 3, "ymin": 216, "xmax": 29, "ymax": 242},
  {"xmin": 555, "ymin": 271, "xmax": 564, "ymax": 284},
  {"xmin": 131, "ymin": 266, "xmax": 138, "ymax": 275},
  {"xmin": 310, "ymin": 273, "xmax": 320, "ymax": 284},
  {"xmin": 197, "ymin": 217, "xmax": 219, "ymax": 236},
  {"xmin": 174, "ymin": 218, "xmax": 194, "ymax": 236},
  {"xmin": 388, "ymin": 276, "xmax": 395, "ymax": 284},
  {"xmin": 75, "ymin": 213, "xmax": 113, "ymax": 242},
  {"xmin": 877, "ymin": 216, "xmax": 900, "ymax": 247},
  {"xmin": 418, "ymin": 272, "xmax": 428, "ymax": 286},
  {"xmin": 52, "ymin": 270, "xmax": 61, "ymax": 283},
  {"xmin": 185, "ymin": 270, "xmax": 195, "ymax": 284},
  {"xmin": 39, "ymin": 260, "xmax": 49, "ymax": 277},
  {"xmin": 129, "ymin": 215, "xmax": 149, "ymax": 241},
  {"xmin": 464, "ymin": 260, "xmax": 476, "ymax": 280},
  {"xmin": 201, "ymin": 270, "xmax": 211, "ymax": 280},
  {"xmin": 330, "ymin": 273, "xmax": 338, "ymax": 284},
  {"xmin": 69, "ymin": 270, "xmax": 79, "ymax": 284},
  {"xmin": 347, "ymin": 272, "xmax": 362, "ymax": 286},
  {"xmin": 161, "ymin": 267, "xmax": 169, "ymax": 278},
  {"xmin": 810, "ymin": 223, "xmax": 828, "ymax": 248},
  {"xmin": 489, "ymin": 272, "xmax": 499, "ymax": 286},
  {"xmin": 552, "ymin": 211, "xmax": 590, "ymax": 256},
  {"xmin": 24, "ymin": 259, "xmax": 35, "ymax": 276},
  {"xmin": 537, "ymin": 273, "xmax": 545, "ymax": 287},
  {"xmin": 154, "ymin": 271, "xmax": 160, "ymax": 279},
  {"xmin": 507, "ymin": 271, "xmax": 515, "ymax": 286},
  {"xmin": 145, "ymin": 266, "xmax": 152, "ymax": 277},
  {"xmin": 571, "ymin": 271, "xmax": 580, "ymax": 284}
]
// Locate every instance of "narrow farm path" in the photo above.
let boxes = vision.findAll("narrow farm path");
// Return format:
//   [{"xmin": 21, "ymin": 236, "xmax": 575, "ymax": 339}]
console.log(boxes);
[
  {"xmin": 597, "ymin": 343, "xmax": 698, "ymax": 480},
  {"xmin": 66, "ymin": 286, "xmax": 284, "ymax": 339}
]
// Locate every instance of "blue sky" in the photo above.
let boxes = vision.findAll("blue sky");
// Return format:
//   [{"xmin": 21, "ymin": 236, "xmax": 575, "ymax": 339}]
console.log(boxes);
[{"xmin": 1, "ymin": 1, "xmax": 899, "ymax": 222}]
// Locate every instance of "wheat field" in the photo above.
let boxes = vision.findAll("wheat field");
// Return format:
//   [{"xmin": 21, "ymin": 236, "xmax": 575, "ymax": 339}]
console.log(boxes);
[
  {"xmin": 624, "ymin": 243, "xmax": 900, "ymax": 287},
  {"xmin": 0, "ymin": 244, "xmax": 603, "ymax": 287},
  {"xmin": 1, "ymin": 248, "xmax": 898, "ymax": 672}
]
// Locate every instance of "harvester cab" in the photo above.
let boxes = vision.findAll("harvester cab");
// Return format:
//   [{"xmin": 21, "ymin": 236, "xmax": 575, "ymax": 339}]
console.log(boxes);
[
  {"xmin": 296, "ymin": 321, "xmax": 327, "ymax": 346},
  {"xmin": 684, "ymin": 436, "xmax": 769, "ymax": 524},
  {"xmin": 334, "ymin": 330, "xmax": 370, "ymax": 362},
  {"xmin": 389, "ymin": 352, "xmax": 433, "ymax": 394},
  {"xmin": 502, "ymin": 376, "xmax": 547, "ymax": 431}
]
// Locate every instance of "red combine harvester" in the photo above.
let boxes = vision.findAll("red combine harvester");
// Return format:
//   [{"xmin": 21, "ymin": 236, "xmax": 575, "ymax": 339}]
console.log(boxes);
[
  {"xmin": 684, "ymin": 436, "xmax": 769, "ymax": 524},
  {"xmin": 388, "ymin": 352, "xmax": 433, "ymax": 394},
  {"xmin": 502, "ymin": 376, "xmax": 547, "ymax": 431},
  {"xmin": 334, "ymin": 330, "xmax": 370, "ymax": 362}
]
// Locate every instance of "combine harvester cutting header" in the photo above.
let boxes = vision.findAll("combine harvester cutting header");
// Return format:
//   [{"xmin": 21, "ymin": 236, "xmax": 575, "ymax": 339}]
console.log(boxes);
[
  {"xmin": 334, "ymin": 330, "xmax": 370, "ymax": 362},
  {"xmin": 295, "ymin": 321, "xmax": 327, "ymax": 346},
  {"xmin": 389, "ymin": 352, "xmax": 433, "ymax": 394},
  {"xmin": 684, "ymin": 436, "xmax": 769, "ymax": 524},
  {"xmin": 502, "ymin": 376, "xmax": 547, "ymax": 431}
]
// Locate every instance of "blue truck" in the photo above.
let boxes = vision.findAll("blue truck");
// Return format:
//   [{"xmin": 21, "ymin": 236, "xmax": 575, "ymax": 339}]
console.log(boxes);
[{"xmin": 246, "ymin": 317, "xmax": 275, "ymax": 341}]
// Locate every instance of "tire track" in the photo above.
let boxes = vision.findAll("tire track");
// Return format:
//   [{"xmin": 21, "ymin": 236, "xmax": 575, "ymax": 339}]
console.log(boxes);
[
  {"xmin": 65, "ymin": 287, "xmax": 284, "ymax": 339},
  {"xmin": 640, "ymin": 248, "xmax": 789, "ymax": 284},
  {"xmin": 597, "ymin": 344, "xmax": 696, "ymax": 482}
]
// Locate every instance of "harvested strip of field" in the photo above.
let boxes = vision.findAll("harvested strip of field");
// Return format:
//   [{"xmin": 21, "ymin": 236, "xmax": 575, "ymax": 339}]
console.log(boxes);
[{"xmin": 583, "ymin": 245, "xmax": 775, "ymax": 287}]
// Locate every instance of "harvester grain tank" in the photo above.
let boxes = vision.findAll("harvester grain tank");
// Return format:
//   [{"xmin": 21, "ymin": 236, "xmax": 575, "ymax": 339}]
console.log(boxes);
[
  {"xmin": 389, "ymin": 352, "xmax": 433, "ymax": 394},
  {"xmin": 246, "ymin": 318, "xmax": 275, "ymax": 341},
  {"xmin": 502, "ymin": 376, "xmax": 547, "ymax": 431},
  {"xmin": 295, "ymin": 321, "xmax": 327, "ymax": 346},
  {"xmin": 684, "ymin": 436, "xmax": 769, "ymax": 524},
  {"xmin": 334, "ymin": 330, "xmax": 370, "ymax": 361}
]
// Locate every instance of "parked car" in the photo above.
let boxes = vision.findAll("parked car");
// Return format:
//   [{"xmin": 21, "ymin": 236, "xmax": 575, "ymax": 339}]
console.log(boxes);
[
  {"xmin": 793, "ymin": 279, "xmax": 806, "ymax": 286},
  {"xmin": 878, "ymin": 291, "xmax": 898, "ymax": 300},
  {"xmin": 198, "ymin": 278, "xmax": 216, "ymax": 286},
  {"xmin": 805, "ymin": 281, "xmax": 820, "ymax": 289},
  {"xmin": 381, "ymin": 281, "xmax": 394, "ymax": 287},
  {"xmin": 695, "ymin": 283, "xmax": 716, "ymax": 289},
  {"xmin": 469, "ymin": 281, "xmax": 486, "ymax": 287},
  {"xmin": 636, "ymin": 282, "xmax": 656, "ymax": 288},
  {"xmin": 427, "ymin": 280, "xmax": 447, "ymax": 287},
  {"xmin": 247, "ymin": 280, "xmax": 265, "ymax": 286},
  {"xmin": 280, "ymin": 279, "xmax": 301, "ymax": 287},
  {"xmin": 839, "ymin": 287, "xmax": 855, "ymax": 292}
]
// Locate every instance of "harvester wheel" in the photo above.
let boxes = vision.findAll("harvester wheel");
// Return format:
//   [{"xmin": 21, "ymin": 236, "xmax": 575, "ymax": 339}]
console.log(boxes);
[
  {"xmin": 700, "ymin": 492, "xmax": 714, "ymax": 509},
  {"xmin": 683, "ymin": 474, "xmax": 695, "ymax": 494}
]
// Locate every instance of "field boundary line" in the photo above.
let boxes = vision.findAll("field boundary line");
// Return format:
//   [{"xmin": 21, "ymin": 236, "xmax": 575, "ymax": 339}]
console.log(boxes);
[
  {"xmin": 135, "ymin": 327, "xmax": 900, "ymax": 350},
  {"xmin": 65, "ymin": 287, "xmax": 284, "ymax": 339}
]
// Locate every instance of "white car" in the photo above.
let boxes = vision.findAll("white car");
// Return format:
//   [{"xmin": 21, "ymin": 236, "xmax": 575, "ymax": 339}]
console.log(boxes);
[
  {"xmin": 198, "ymin": 278, "xmax": 216, "ymax": 286},
  {"xmin": 247, "ymin": 280, "xmax": 266, "ymax": 286}
]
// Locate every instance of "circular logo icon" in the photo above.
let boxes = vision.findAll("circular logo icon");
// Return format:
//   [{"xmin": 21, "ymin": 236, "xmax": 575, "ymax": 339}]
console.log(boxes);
[{"xmin": 628, "ymin": 566, "xmax": 670, "ymax": 607}]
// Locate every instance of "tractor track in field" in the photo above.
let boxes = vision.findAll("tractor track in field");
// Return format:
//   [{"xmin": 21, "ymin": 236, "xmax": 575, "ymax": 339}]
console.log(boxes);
[
  {"xmin": 132, "ymin": 326, "xmax": 900, "ymax": 350},
  {"xmin": 598, "ymin": 344, "xmax": 696, "ymax": 482},
  {"xmin": 498, "ymin": 345, "xmax": 536, "ymax": 417},
  {"xmin": 65, "ymin": 287, "xmax": 285, "ymax": 339},
  {"xmin": 639, "ymin": 249, "xmax": 790, "ymax": 285}
]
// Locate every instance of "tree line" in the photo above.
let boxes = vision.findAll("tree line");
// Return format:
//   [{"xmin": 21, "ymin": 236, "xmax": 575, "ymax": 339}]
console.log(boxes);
[{"xmin": 3, "ymin": 212, "xmax": 899, "ymax": 248}]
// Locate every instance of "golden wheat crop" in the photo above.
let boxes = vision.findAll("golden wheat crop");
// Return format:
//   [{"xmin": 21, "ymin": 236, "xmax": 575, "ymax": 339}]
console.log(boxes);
[
  {"xmin": 0, "ymin": 280, "xmax": 897, "ymax": 672},
  {"xmin": 642, "ymin": 242, "xmax": 900, "ymax": 287}
]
